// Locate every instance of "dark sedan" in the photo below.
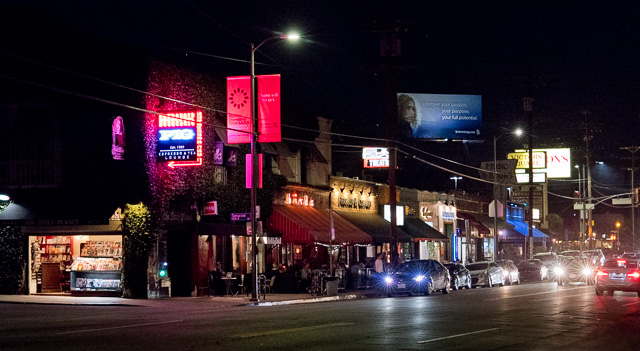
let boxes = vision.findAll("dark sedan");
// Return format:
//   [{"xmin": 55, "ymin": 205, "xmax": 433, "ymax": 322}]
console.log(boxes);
[
  {"xmin": 517, "ymin": 259, "xmax": 548, "ymax": 281},
  {"xmin": 595, "ymin": 259, "xmax": 640, "ymax": 296},
  {"xmin": 384, "ymin": 259, "xmax": 450, "ymax": 296},
  {"xmin": 444, "ymin": 263, "xmax": 472, "ymax": 290}
]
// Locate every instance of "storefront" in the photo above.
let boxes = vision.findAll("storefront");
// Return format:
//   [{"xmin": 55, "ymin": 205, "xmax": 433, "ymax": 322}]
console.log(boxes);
[
  {"xmin": 456, "ymin": 211, "xmax": 492, "ymax": 263},
  {"xmin": 419, "ymin": 202, "xmax": 457, "ymax": 262},
  {"xmin": 24, "ymin": 218, "xmax": 123, "ymax": 296}
]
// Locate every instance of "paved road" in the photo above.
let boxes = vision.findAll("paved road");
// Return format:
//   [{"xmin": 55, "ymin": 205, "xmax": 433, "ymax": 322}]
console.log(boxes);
[{"xmin": 2, "ymin": 281, "xmax": 639, "ymax": 350}]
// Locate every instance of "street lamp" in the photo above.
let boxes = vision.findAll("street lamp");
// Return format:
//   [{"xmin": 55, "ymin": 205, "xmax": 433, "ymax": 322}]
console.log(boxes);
[
  {"xmin": 493, "ymin": 128, "xmax": 522, "ymax": 261},
  {"xmin": 249, "ymin": 32, "xmax": 299, "ymax": 302}
]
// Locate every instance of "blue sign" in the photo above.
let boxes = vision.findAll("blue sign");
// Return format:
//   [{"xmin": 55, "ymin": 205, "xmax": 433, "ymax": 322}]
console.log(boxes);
[
  {"xmin": 231, "ymin": 213, "xmax": 251, "ymax": 221},
  {"xmin": 397, "ymin": 93, "xmax": 482, "ymax": 140}
]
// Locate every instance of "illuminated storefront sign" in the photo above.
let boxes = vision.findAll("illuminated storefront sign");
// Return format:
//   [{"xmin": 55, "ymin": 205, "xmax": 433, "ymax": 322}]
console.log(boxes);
[
  {"xmin": 362, "ymin": 147, "xmax": 389, "ymax": 168},
  {"xmin": 286, "ymin": 192, "xmax": 315, "ymax": 207},
  {"xmin": 156, "ymin": 110, "xmax": 203, "ymax": 168},
  {"xmin": 383, "ymin": 205, "xmax": 404, "ymax": 226},
  {"xmin": 507, "ymin": 151, "xmax": 547, "ymax": 169}
]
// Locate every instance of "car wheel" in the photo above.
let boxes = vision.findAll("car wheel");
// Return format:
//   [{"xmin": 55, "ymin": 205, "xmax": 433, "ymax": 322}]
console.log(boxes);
[
  {"xmin": 595, "ymin": 286, "xmax": 603, "ymax": 296},
  {"xmin": 424, "ymin": 283, "xmax": 433, "ymax": 296},
  {"xmin": 442, "ymin": 279, "xmax": 450, "ymax": 294},
  {"xmin": 452, "ymin": 277, "xmax": 459, "ymax": 290},
  {"xmin": 466, "ymin": 275, "xmax": 472, "ymax": 289}
]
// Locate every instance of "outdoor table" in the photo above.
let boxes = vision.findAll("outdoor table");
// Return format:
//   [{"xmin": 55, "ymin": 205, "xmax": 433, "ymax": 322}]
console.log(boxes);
[{"xmin": 221, "ymin": 277, "xmax": 237, "ymax": 295}]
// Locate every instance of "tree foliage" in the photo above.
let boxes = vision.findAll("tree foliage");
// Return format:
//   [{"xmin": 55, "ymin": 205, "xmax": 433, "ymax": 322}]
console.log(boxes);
[
  {"xmin": 0, "ymin": 226, "xmax": 26, "ymax": 294},
  {"xmin": 547, "ymin": 213, "xmax": 564, "ymax": 235},
  {"xmin": 121, "ymin": 203, "xmax": 153, "ymax": 298}
]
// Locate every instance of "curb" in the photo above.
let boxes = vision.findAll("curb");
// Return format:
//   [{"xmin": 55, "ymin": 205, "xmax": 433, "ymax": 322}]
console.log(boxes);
[{"xmin": 248, "ymin": 294, "xmax": 360, "ymax": 307}]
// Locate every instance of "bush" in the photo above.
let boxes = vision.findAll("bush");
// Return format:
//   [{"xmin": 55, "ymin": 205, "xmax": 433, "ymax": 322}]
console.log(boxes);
[{"xmin": 0, "ymin": 226, "xmax": 26, "ymax": 294}]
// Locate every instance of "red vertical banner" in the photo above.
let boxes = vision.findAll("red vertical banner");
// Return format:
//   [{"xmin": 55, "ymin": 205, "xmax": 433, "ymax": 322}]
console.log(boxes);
[
  {"xmin": 257, "ymin": 74, "xmax": 281, "ymax": 143},
  {"xmin": 245, "ymin": 153, "xmax": 263, "ymax": 189},
  {"xmin": 226, "ymin": 76, "xmax": 252, "ymax": 144}
]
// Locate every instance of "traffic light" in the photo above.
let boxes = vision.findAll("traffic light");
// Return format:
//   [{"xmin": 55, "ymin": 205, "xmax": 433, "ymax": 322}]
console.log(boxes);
[{"xmin": 158, "ymin": 262, "xmax": 168, "ymax": 279}]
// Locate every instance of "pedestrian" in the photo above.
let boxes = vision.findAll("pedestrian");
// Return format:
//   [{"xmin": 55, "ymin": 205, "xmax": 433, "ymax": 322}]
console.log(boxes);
[{"xmin": 374, "ymin": 253, "xmax": 385, "ymax": 274}]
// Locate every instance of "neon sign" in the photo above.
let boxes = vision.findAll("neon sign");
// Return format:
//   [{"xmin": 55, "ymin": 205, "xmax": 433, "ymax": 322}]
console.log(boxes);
[
  {"xmin": 157, "ymin": 110, "xmax": 203, "ymax": 168},
  {"xmin": 285, "ymin": 192, "xmax": 315, "ymax": 207}
]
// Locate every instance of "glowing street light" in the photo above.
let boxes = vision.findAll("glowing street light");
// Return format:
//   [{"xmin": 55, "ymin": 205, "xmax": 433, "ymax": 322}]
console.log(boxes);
[
  {"xmin": 493, "ymin": 128, "xmax": 523, "ymax": 260},
  {"xmin": 249, "ymin": 32, "xmax": 299, "ymax": 302}
]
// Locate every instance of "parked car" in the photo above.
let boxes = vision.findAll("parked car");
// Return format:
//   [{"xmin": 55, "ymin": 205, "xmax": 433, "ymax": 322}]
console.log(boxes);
[
  {"xmin": 517, "ymin": 259, "xmax": 549, "ymax": 281},
  {"xmin": 444, "ymin": 263, "xmax": 472, "ymax": 290},
  {"xmin": 384, "ymin": 259, "xmax": 451, "ymax": 296},
  {"xmin": 495, "ymin": 259, "xmax": 521, "ymax": 285},
  {"xmin": 552, "ymin": 256, "xmax": 596, "ymax": 286},
  {"xmin": 467, "ymin": 261, "xmax": 505, "ymax": 288},
  {"xmin": 595, "ymin": 259, "xmax": 640, "ymax": 296}
]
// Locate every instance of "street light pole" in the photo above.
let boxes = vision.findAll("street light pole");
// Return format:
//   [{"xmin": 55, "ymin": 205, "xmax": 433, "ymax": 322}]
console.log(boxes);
[{"xmin": 249, "ymin": 33, "xmax": 299, "ymax": 302}]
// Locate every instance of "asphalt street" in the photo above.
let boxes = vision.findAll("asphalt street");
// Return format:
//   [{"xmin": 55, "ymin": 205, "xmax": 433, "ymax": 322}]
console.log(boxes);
[{"xmin": 2, "ymin": 281, "xmax": 640, "ymax": 350}]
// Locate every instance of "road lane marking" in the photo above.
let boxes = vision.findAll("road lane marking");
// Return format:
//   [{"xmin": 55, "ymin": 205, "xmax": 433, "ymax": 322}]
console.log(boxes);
[
  {"xmin": 485, "ymin": 286, "xmax": 589, "ymax": 301},
  {"xmin": 623, "ymin": 301, "xmax": 640, "ymax": 306},
  {"xmin": 56, "ymin": 320, "xmax": 184, "ymax": 335},
  {"xmin": 233, "ymin": 322, "xmax": 354, "ymax": 338},
  {"xmin": 416, "ymin": 328, "xmax": 499, "ymax": 344}
]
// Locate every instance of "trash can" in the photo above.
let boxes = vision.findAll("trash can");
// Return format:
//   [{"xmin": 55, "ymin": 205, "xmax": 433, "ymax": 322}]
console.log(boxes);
[{"xmin": 325, "ymin": 277, "xmax": 338, "ymax": 296}]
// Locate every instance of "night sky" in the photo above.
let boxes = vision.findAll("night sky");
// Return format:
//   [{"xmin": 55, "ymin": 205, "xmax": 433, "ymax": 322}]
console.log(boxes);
[{"xmin": 3, "ymin": 1, "xmax": 640, "ymax": 219}]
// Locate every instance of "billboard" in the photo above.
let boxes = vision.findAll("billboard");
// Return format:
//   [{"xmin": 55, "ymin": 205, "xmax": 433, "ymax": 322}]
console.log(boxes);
[
  {"xmin": 156, "ymin": 110, "xmax": 203, "ymax": 168},
  {"xmin": 362, "ymin": 147, "xmax": 389, "ymax": 168},
  {"xmin": 397, "ymin": 93, "xmax": 482, "ymax": 140},
  {"xmin": 513, "ymin": 148, "xmax": 571, "ymax": 178}
]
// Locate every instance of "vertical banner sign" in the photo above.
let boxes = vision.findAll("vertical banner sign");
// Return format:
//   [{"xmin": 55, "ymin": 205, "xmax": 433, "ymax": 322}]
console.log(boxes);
[
  {"xmin": 226, "ymin": 76, "xmax": 252, "ymax": 144},
  {"xmin": 245, "ymin": 154, "xmax": 263, "ymax": 189},
  {"xmin": 157, "ymin": 110, "xmax": 203, "ymax": 168},
  {"xmin": 213, "ymin": 142, "xmax": 224, "ymax": 165},
  {"xmin": 257, "ymin": 74, "xmax": 281, "ymax": 143},
  {"xmin": 111, "ymin": 116, "xmax": 125, "ymax": 160}
]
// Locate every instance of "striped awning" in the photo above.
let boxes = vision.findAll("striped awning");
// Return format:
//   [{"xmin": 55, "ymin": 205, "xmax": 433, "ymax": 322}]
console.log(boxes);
[
  {"xmin": 456, "ymin": 212, "xmax": 491, "ymax": 235},
  {"xmin": 266, "ymin": 205, "xmax": 372, "ymax": 245}
]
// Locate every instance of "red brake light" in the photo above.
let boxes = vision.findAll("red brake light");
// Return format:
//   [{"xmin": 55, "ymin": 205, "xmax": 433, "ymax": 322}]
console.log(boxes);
[
  {"xmin": 617, "ymin": 259, "xmax": 627, "ymax": 265},
  {"xmin": 627, "ymin": 271, "xmax": 640, "ymax": 279},
  {"xmin": 596, "ymin": 270, "xmax": 609, "ymax": 277}
]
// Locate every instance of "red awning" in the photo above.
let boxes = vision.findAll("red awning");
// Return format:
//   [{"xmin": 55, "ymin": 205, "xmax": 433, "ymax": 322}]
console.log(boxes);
[
  {"xmin": 266, "ymin": 205, "xmax": 372, "ymax": 245},
  {"xmin": 456, "ymin": 212, "xmax": 491, "ymax": 235}
]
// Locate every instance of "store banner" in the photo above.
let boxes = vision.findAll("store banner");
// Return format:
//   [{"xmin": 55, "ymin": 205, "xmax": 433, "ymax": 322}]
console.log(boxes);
[
  {"xmin": 226, "ymin": 76, "xmax": 252, "ymax": 144},
  {"xmin": 213, "ymin": 142, "xmax": 224, "ymax": 165},
  {"xmin": 257, "ymin": 74, "xmax": 281, "ymax": 143}
]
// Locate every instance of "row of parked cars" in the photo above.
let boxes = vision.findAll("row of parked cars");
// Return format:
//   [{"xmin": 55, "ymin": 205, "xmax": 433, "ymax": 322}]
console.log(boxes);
[{"xmin": 381, "ymin": 258, "xmax": 547, "ymax": 296}]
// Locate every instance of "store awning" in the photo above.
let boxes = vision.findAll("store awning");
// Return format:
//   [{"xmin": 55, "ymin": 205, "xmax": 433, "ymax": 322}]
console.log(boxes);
[
  {"xmin": 267, "ymin": 205, "xmax": 372, "ymax": 245},
  {"xmin": 333, "ymin": 210, "xmax": 413, "ymax": 244},
  {"xmin": 472, "ymin": 214, "xmax": 515, "ymax": 231},
  {"xmin": 402, "ymin": 217, "xmax": 449, "ymax": 241},
  {"xmin": 456, "ymin": 212, "xmax": 491, "ymax": 235},
  {"xmin": 507, "ymin": 220, "xmax": 549, "ymax": 239}
]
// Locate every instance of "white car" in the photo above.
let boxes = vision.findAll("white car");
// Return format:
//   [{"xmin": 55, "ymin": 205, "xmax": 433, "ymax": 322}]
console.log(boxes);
[{"xmin": 467, "ymin": 261, "xmax": 505, "ymax": 288}]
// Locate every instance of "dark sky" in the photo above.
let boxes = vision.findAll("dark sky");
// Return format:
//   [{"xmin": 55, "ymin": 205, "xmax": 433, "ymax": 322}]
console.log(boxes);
[{"xmin": 3, "ymin": 1, "xmax": 640, "ymax": 216}]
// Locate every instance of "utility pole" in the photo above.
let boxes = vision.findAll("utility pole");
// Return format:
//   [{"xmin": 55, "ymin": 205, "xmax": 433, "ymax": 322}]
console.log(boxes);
[
  {"xmin": 621, "ymin": 146, "xmax": 640, "ymax": 250},
  {"xmin": 523, "ymin": 92, "xmax": 534, "ymax": 260},
  {"xmin": 582, "ymin": 110, "xmax": 594, "ymax": 249}
]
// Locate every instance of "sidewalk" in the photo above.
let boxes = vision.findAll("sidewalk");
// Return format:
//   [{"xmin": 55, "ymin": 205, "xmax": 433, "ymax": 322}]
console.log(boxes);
[{"xmin": 0, "ymin": 290, "xmax": 373, "ymax": 307}]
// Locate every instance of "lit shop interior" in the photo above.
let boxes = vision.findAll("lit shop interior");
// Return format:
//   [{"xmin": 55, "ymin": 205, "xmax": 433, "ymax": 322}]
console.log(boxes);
[{"xmin": 28, "ymin": 235, "xmax": 122, "ymax": 296}]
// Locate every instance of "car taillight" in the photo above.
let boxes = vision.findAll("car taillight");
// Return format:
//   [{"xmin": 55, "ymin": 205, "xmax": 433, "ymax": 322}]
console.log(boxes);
[
  {"xmin": 627, "ymin": 271, "xmax": 640, "ymax": 279},
  {"xmin": 617, "ymin": 259, "xmax": 627, "ymax": 265},
  {"xmin": 596, "ymin": 270, "xmax": 609, "ymax": 277}
]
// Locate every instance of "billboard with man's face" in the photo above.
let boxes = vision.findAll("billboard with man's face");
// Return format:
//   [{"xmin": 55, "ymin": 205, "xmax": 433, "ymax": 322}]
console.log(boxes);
[{"xmin": 397, "ymin": 93, "xmax": 482, "ymax": 140}]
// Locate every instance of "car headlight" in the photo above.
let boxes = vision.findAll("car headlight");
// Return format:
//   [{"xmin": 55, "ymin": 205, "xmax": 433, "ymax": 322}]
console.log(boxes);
[
  {"xmin": 384, "ymin": 276, "xmax": 394, "ymax": 285},
  {"xmin": 553, "ymin": 266, "xmax": 565, "ymax": 276},
  {"xmin": 502, "ymin": 270, "xmax": 509, "ymax": 277},
  {"xmin": 413, "ymin": 275, "xmax": 425, "ymax": 282},
  {"xmin": 582, "ymin": 267, "xmax": 593, "ymax": 276}
]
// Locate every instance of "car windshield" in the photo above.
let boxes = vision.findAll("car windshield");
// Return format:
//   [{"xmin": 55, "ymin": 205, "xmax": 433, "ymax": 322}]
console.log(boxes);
[
  {"xmin": 533, "ymin": 254, "xmax": 555, "ymax": 262},
  {"xmin": 397, "ymin": 261, "xmax": 429, "ymax": 273},
  {"xmin": 603, "ymin": 260, "xmax": 638, "ymax": 269},
  {"xmin": 466, "ymin": 263, "xmax": 489, "ymax": 270},
  {"xmin": 561, "ymin": 251, "xmax": 580, "ymax": 257},
  {"xmin": 518, "ymin": 260, "xmax": 540, "ymax": 267}
]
